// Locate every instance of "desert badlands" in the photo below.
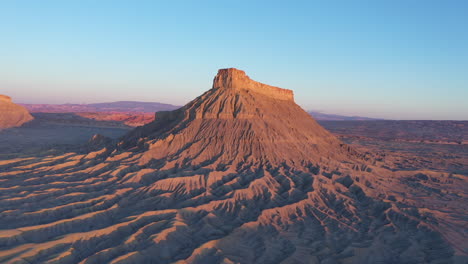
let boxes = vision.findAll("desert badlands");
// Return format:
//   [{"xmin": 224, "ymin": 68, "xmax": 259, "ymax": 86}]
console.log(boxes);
[{"xmin": 0, "ymin": 69, "xmax": 466, "ymax": 263}]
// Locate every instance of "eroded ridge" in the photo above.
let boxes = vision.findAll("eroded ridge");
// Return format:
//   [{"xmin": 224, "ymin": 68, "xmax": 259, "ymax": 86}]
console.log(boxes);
[
  {"xmin": 212, "ymin": 68, "xmax": 294, "ymax": 101},
  {"xmin": 0, "ymin": 149, "xmax": 464, "ymax": 264}
]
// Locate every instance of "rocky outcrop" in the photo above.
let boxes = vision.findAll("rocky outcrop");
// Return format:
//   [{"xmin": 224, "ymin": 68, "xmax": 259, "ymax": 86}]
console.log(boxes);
[
  {"xmin": 0, "ymin": 95, "xmax": 34, "ymax": 129},
  {"xmin": 0, "ymin": 95, "xmax": 12, "ymax": 102},
  {"xmin": 212, "ymin": 68, "xmax": 294, "ymax": 101}
]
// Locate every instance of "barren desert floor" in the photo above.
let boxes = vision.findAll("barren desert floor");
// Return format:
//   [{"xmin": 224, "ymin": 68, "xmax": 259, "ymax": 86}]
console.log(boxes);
[{"xmin": 0, "ymin": 70, "xmax": 466, "ymax": 263}]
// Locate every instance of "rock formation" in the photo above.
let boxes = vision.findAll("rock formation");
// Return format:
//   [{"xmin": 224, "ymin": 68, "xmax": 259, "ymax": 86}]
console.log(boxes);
[
  {"xmin": 123, "ymin": 68, "xmax": 345, "ymax": 167},
  {"xmin": 0, "ymin": 69, "xmax": 465, "ymax": 264},
  {"xmin": 212, "ymin": 68, "xmax": 294, "ymax": 101},
  {"xmin": 0, "ymin": 95, "xmax": 34, "ymax": 129}
]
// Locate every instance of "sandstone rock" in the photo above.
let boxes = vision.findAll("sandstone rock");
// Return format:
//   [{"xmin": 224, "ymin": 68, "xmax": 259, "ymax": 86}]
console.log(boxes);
[
  {"xmin": 0, "ymin": 95, "xmax": 34, "ymax": 129},
  {"xmin": 212, "ymin": 68, "xmax": 294, "ymax": 101}
]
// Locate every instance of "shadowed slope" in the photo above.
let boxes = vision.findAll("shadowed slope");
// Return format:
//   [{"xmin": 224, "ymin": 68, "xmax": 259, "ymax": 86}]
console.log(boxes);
[{"xmin": 0, "ymin": 69, "xmax": 465, "ymax": 264}]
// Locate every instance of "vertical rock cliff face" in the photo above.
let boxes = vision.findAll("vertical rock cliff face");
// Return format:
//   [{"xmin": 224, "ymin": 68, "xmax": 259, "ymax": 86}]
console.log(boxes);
[
  {"xmin": 0, "ymin": 95, "xmax": 34, "ymax": 129},
  {"xmin": 0, "ymin": 70, "xmax": 464, "ymax": 264},
  {"xmin": 212, "ymin": 68, "xmax": 295, "ymax": 101}
]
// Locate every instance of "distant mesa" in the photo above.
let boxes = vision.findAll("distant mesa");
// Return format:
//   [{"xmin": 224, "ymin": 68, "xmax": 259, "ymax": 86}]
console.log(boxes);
[
  {"xmin": 0, "ymin": 94, "xmax": 34, "ymax": 129},
  {"xmin": 309, "ymin": 111, "xmax": 380, "ymax": 121},
  {"xmin": 21, "ymin": 101, "xmax": 180, "ymax": 113},
  {"xmin": 19, "ymin": 100, "xmax": 180, "ymax": 127}
]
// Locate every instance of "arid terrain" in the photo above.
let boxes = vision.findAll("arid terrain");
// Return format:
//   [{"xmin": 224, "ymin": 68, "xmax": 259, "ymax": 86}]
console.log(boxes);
[
  {"xmin": 0, "ymin": 69, "xmax": 467, "ymax": 263},
  {"xmin": 320, "ymin": 121, "xmax": 468, "ymax": 176},
  {"xmin": 20, "ymin": 101, "xmax": 180, "ymax": 128},
  {"xmin": 0, "ymin": 113, "xmax": 130, "ymax": 159},
  {"xmin": 21, "ymin": 101, "xmax": 180, "ymax": 114}
]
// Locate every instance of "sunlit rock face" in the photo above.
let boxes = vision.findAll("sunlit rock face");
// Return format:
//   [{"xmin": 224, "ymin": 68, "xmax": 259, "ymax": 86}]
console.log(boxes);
[
  {"xmin": 0, "ymin": 70, "xmax": 465, "ymax": 264},
  {"xmin": 0, "ymin": 95, "xmax": 34, "ymax": 129},
  {"xmin": 0, "ymin": 95, "xmax": 12, "ymax": 102},
  {"xmin": 212, "ymin": 68, "xmax": 294, "ymax": 101}
]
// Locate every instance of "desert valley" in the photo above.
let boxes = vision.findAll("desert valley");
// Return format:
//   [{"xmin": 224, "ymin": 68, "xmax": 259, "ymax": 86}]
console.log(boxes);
[{"xmin": 0, "ymin": 69, "xmax": 466, "ymax": 263}]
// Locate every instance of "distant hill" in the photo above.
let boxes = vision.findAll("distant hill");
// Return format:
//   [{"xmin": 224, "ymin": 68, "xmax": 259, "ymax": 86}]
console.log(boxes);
[
  {"xmin": 308, "ymin": 111, "xmax": 380, "ymax": 121},
  {"xmin": 22, "ymin": 101, "xmax": 379, "ymax": 121},
  {"xmin": 21, "ymin": 101, "xmax": 181, "ymax": 113}
]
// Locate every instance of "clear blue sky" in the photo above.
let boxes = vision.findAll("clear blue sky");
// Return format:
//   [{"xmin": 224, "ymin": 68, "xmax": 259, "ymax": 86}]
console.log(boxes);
[{"xmin": 1, "ymin": 0, "xmax": 467, "ymax": 120}]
